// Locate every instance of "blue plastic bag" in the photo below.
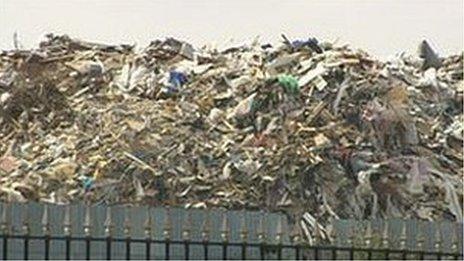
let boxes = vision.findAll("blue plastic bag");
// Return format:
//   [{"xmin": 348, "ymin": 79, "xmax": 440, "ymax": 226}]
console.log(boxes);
[{"xmin": 169, "ymin": 71, "xmax": 188, "ymax": 87}]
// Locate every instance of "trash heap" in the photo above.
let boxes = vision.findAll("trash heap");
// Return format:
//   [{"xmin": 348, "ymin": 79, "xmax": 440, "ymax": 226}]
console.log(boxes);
[{"xmin": 0, "ymin": 34, "xmax": 462, "ymax": 241}]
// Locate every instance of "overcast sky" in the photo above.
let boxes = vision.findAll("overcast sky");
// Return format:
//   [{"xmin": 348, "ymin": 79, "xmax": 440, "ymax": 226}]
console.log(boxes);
[{"xmin": 0, "ymin": 0, "xmax": 462, "ymax": 59}]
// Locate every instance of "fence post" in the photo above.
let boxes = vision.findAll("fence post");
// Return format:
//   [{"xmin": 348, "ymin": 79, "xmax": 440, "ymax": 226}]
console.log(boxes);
[
  {"xmin": 83, "ymin": 204, "xmax": 91, "ymax": 260},
  {"xmin": 329, "ymin": 225, "xmax": 337, "ymax": 260},
  {"xmin": 123, "ymin": 207, "xmax": 131, "ymax": 260},
  {"xmin": 104, "ymin": 206, "xmax": 113, "ymax": 260},
  {"xmin": 399, "ymin": 220, "xmax": 407, "ymax": 260},
  {"xmin": 182, "ymin": 210, "xmax": 191, "ymax": 260},
  {"xmin": 381, "ymin": 221, "xmax": 389, "ymax": 260},
  {"xmin": 42, "ymin": 204, "xmax": 50, "ymax": 260},
  {"xmin": 364, "ymin": 221, "xmax": 372, "ymax": 260},
  {"xmin": 143, "ymin": 207, "xmax": 152, "ymax": 261},
  {"xmin": 346, "ymin": 225, "xmax": 354, "ymax": 260},
  {"xmin": 63, "ymin": 205, "xmax": 71, "ymax": 260},
  {"xmin": 1, "ymin": 202, "xmax": 10, "ymax": 260},
  {"xmin": 220, "ymin": 211, "xmax": 229, "ymax": 260},
  {"xmin": 415, "ymin": 221, "xmax": 424, "ymax": 260},
  {"xmin": 434, "ymin": 223, "xmax": 442, "ymax": 260},
  {"xmin": 163, "ymin": 207, "xmax": 171, "ymax": 260},
  {"xmin": 22, "ymin": 203, "xmax": 30, "ymax": 260},
  {"xmin": 201, "ymin": 210, "xmax": 210, "ymax": 260},
  {"xmin": 275, "ymin": 215, "xmax": 283, "ymax": 260},
  {"xmin": 257, "ymin": 211, "xmax": 266, "ymax": 260},
  {"xmin": 239, "ymin": 210, "xmax": 248, "ymax": 260},
  {"xmin": 290, "ymin": 225, "xmax": 301, "ymax": 260},
  {"xmin": 451, "ymin": 224, "xmax": 459, "ymax": 260},
  {"xmin": 313, "ymin": 219, "xmax": 321, "ymax": 260}
]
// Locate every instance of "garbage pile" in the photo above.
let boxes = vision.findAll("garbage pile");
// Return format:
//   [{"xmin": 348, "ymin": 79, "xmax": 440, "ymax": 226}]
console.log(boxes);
[{"xmin": 0, "ymin": 34, "xmax": 462, "ymax": 241}]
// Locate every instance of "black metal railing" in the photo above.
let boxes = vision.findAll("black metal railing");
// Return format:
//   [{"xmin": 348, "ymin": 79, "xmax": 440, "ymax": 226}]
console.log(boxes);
[
  {"xmin": 1, "ymin": 234, "xmax": 462, "ymax": 260},
  {"xmin": 0, "ymin": 202, "xmax": 462, "ymax": 260}
]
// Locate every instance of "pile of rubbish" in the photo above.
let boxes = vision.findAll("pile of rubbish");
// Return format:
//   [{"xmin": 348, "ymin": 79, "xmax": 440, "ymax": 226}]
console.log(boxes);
[{"xmin": 0, "ymin": 34, "xmax": 462, "ymax": 241}]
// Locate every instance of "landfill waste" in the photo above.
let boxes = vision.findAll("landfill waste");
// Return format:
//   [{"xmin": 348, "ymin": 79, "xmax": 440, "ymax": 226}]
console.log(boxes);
[{"xmin": 0, "ymin": 34, "xmax": 462, "ymax": 243}]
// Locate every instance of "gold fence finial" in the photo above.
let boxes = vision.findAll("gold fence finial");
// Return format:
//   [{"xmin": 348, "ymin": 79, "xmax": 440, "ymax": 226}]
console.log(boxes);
[
  {"xmin": 182, "ymin": 210, "xmax": 192, "ymax": 241},
  {"xmin": 290, "ymin": 224, "xmax": 301, "ymax": 245},
  {"xmin": 163, "ymin": 206, "xmax": 172, "ymax": 240},
  {"xmin": 415, "ymin": 221, "xmax": 424, "ymax": 251},
  {"xmin": 381, "ymin": 221, "xmax": 389, "ymax": 249},
  {"xmin": 201, "ymin": 209, "xmax": 210, "ymax": 242},
  {"xmin": 22, "ymin": 203, "xmax": 30, "ymax": 236},
  {"xmin": 41, "ymin": 204, "xmax": 50, "ymax": 235},
  {"xmin": 399, "ymin": 220, "xmax": 407, "ymax": 250},
  {"xmin": 450, "ymin": 223, "xmax": 459, "ymax": 254},
  {"xmin": 257, "ymin": 211, "xmax": 266, "ymax": 243},
  {"xmin": 123, "ymin": 206, "xmax": 131, "ymax": 238},
  {"xmin": 84, "ymin": 204, "xmax": 91, "ymax": 237},
  {"xmin": 239, "ymin": 210, "xmax": 248, "ymax": 242},
  {"xmin": 329, "ymin": 224, "xmax": 337, "ymax": 246},
  {"xmin": 364, "ymin": 221, "xmax": 373, "ymax": 248},
  {"xmin": 276, "ymin": 215, "xmax": 283, "ymax": 244},
  {"xmin": 1, "ymin": 202, "xmax": 10, "ymax": 235},
  {"xmin": 313, "ymin": 217, "xmax": 321, "ymax": 246},
  {"xmin": 220, "ymin": 210, "xmax": 229, "ymax": 242},
  {"xmin": 104, "ymin": 206, "xmax": 113, "ymax": 237},
  {"xmin": 63, "ymin": 205, "xmax": 71, "ymax": 236},
  {"xmin": 434, "ymin": 223, "xmax": 442, "ymax": 252},
  {"xmin": 144, "ymin": 206, "xmax": 152, "ymax": 239},
  {"xmin": 346, "ymin": 225, "xmax": 355, "ymax": 247}
]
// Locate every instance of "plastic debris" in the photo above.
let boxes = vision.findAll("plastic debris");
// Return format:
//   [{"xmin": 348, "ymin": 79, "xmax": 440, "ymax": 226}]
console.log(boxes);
[
  {"xmin": 0, "ymin": 156, "xmax": 19, "ymax": 174},
  {"xmin": 291, "ymin": 37, "xmax": 323, "ymax": 53},
  {"xmin": 418, "ymin": 40, "xmax": 442, "ymax": 70},
  {"xmin": 277, "ymin": 74, "xmax": 299, "ymax": 94},
  {"xmin": 169, "ymin": 70, "xmax": 188, "ymax": 87},
  {"xmin": 82, "ymin": 176, "xmax": 94, "ymax": 191}
]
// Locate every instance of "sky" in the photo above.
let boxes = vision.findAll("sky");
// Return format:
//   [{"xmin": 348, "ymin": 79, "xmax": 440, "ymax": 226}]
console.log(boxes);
[{"xmin": 0, "ymin": 0, "xmax": 462, "ymax": 59}]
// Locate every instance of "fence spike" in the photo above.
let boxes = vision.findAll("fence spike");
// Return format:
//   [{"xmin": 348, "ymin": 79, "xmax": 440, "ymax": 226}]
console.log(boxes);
[
  {"xmin": 123, "ymin": 206, "xmax": 131, "ymax": 238},
  {"xmin": 144, "ymin": 206, "xmax": 152, "ymax": 239},
  {"xmin": 163, "ymin": 207, "xmax": 171, "ymax": 240},
  {"xmin": 182, "ymin": 210, "xmax": 192, "ymax": 241},
  {"xmin": 450, "ymin": 224, "xmax": 459, "ymax": 254},
  {"xmin": 364, "ymin": 221, "xmax": 372, "ymax": 248},
  {"xmin": 1, "ymin": 202, "xmax": 10, "ymax": 235},
  {"xmin": 415, "ymin": 221, "xmax": 424, "ymax": 251},
  {"xmin": 344, "ymin": 226, "xmax": 351, "ymax": 246},
  {"xmin": 346, "ymin": 224, "xmax": 354, "ymax": 247},
  {"xmin": 22, "ymin": 203, "xmax": 30, "ymax": 235},
  {"xmin": 104, "ymin": 206, "xmax": 113, "ymax": 237},
  {"xmin": 434, "ymin": 223, "xmax": 442, "ymax": 252},
  {"xmin": 83, "ymin": 204, "xmax": 91, "ymax": 236},
  {"xmin": 239, "ymin": 210, "xmax": 248, "ymax": 242},
  {"xmin": 220, "ymin": 210, "xmax": 229, "ymax": 242},
  {"xmin": 328, "ymin": 224, "xmax": 337, "ymax": 246},
  {"xmin": 314, "ymin": 218, "xmax": 321, "ymax": 246},
  {"xmin": 63, "ymin": 205, "xmax": 71, "ymax": 236},
  {"xmin": 42, "ymin": 204, "xmax": 50, "ymax": 235},
  {"xmin": 201, "ymin": 209, "xmax": 210, "ymax": 242},
  {"xmin": 276, "ymin": 215, "xmax": 283, "ymax": 244},
  {"xmin": 290, "ymin": 224, "xmax": 301, "ymax": 245},
  {"xmin": 399, "ymin": 220, "xmax": 407, "ymax": 250},
  {"xmin": 381, "ymin": 221, "xmax": 389, "ymax": 248},
  {"xmin": 257, "ymin": 211, "xmax": 266, "ymax": 243}
]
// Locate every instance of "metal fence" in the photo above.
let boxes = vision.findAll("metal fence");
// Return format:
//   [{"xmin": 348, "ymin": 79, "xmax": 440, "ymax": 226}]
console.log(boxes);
[{"xmin": 0, "ymin": 202, "xmax": 462, "ymax": 260}]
